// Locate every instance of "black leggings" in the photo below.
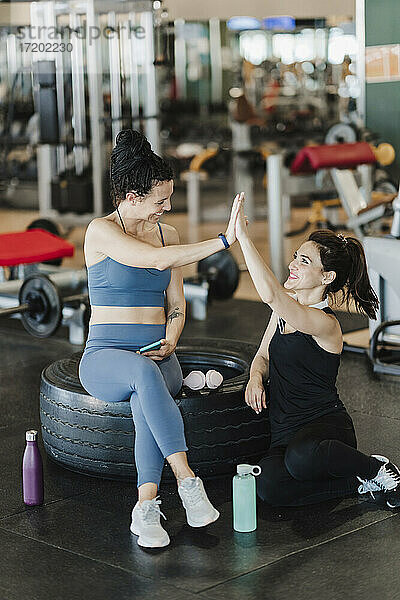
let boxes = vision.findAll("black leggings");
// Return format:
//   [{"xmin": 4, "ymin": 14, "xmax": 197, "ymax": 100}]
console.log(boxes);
[{"xmin": 257, "ymin": 411, "xmax": 382, "ymax": 507}]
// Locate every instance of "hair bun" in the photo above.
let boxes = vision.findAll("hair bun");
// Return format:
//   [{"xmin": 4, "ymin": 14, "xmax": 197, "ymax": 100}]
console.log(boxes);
[{"xmin": 115, "ymin": 129, "xmax": 152, "ymax": 158}]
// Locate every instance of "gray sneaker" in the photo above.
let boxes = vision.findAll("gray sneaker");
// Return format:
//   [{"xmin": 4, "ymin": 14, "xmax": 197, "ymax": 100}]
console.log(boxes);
[
  {"xmin": 130, "ymin": 496, "xmax": 170, "ymax": 547},
  {"xmin": 178, "ymin": 476, "xmax": 220, "ymax": 527}
]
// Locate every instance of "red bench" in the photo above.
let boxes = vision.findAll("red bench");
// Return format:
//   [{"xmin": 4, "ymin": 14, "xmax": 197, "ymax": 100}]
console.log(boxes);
[
  {"xmin": 0, "ymin": 229, "xmax": 74, "ymax": 267},
  {"xmin": 290, "ymin": 142, "xmax": 376, "ymax": 175}
]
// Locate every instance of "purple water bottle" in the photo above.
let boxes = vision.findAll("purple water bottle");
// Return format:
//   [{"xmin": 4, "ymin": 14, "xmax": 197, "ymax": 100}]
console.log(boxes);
[{"xmin": 22, "ymin": 430, "xmax": 44, "ymax": 506}]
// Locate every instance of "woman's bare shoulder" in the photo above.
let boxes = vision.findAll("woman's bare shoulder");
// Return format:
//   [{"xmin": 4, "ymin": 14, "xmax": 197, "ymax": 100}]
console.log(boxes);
[
  {"xmin": 85, "ymin": 217, "xmax": 118, "ymax": 264},
  {"xmin": 159, "ymin": 222, "xmax": 180, "ymax": 245},
  {"xmin": 87, "ymin": 216, "xmax": 117, "ymax": 235}
]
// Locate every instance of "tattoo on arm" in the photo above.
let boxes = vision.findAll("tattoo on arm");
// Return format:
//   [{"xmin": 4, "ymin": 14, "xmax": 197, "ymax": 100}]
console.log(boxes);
[{"xmin": 167, "ymin": 307, "xmax": 184, "ymax": 325}]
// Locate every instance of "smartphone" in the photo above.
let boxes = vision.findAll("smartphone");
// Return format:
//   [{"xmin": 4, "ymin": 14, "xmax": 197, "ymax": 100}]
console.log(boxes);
[{"xmin": 138, "ymin": 339, "xmax": 163, "ymax": 354}]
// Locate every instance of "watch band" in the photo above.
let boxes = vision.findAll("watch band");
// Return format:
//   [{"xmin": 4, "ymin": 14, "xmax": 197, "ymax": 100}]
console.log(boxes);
[{"xmin": 218, "ymin": 233, "xmax": 230, "ymax": 249}]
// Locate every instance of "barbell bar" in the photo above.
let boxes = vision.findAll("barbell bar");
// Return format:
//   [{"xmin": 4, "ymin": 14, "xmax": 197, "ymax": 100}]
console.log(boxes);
[{"xmin": 0, "ymin": 274, "xmax": 88, "ymax": 338}]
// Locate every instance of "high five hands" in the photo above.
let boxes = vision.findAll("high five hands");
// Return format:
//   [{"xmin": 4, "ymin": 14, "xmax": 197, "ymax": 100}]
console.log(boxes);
[
  {"xmin": 224, "ymin": 191, "xmax": 249, "ymax": 246},
  {"xmin": 227, "ymin": 192, "xmax": 265, "ymax": 413},
  {"xmin": 235, "ymin": 192, "xmax": 249, "ymax": 241}
]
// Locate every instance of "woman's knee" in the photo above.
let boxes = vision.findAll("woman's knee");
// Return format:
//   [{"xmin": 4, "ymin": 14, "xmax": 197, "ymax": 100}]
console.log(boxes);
[
  {"xmin": 256, "ymin": 457, "xmax": 288, "ymax": 506},
  {"xmin": 284, "ymin": 437, "xmax": 321, "ymax": 481}
]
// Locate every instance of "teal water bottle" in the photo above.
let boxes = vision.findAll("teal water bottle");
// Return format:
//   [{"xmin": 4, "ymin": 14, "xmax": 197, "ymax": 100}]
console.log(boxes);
[{"xmin": 233, "ymin": 464, "xmax": 262, "ymax": 532}]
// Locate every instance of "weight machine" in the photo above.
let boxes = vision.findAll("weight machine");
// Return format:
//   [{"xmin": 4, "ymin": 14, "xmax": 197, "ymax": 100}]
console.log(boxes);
[
  {"xmin": 339, "ymin": 193, "xmax": 400, "ymax": 377},
  {"xmin": 362, "ymin": 195, "xmax": 400, "ymax": 377},
  {"xmin": 28, "ymin": 0, "xmax": 161, "ymax": 227}
]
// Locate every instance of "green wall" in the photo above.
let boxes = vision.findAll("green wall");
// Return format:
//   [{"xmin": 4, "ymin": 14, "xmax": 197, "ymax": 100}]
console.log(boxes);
[{"xmin": 365, "ymin": 0, "xmax": 400, "ymax": 179}]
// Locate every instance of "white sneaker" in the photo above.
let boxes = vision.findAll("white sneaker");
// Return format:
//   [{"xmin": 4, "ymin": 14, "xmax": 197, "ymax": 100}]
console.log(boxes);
[
  {"xmin": 357, "ymin": 454, "xmax": 400, "ymax": 508},
  {"xmin": 178, "ymin": 476, "xmax": 220, "ymax": 527},
  {"xmin": 130, "ymin": 496, "xmax": 170, "ymax": 548}
]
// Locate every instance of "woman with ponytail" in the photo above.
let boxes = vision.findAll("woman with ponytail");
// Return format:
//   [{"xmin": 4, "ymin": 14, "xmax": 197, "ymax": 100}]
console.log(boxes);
[
  {"xmin": 234, "ymin": 194, "xmax": 400, "ymax": 510},
  {"xmin": 79, "ymin": 130, "xmax": 242, "ymax": 548}
]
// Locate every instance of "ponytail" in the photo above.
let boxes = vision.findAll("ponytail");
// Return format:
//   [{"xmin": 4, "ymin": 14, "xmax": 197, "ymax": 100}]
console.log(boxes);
[
  {"xmin": 343, "ymin": 237, "xmax": 379, "ymax": 320},
  {"xmin": 308, "ymin": 230, "xmax": 379, "ymax": 320}
]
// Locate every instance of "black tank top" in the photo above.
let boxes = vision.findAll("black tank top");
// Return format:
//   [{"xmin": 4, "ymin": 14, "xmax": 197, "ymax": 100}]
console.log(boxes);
[{"xmin": 268, "ymin": 306, "xmax": 346, "ymax": 447}]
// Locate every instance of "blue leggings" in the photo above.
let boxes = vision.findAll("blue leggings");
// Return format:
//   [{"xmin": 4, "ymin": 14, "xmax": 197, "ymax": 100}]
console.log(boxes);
[{"xmin": 79, "ymin": 348, "xmax": 187, "ymax": 487}]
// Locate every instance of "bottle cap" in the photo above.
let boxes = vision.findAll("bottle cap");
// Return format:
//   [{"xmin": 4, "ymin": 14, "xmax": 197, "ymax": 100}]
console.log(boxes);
[
  {"xmin": 26, "ymin": 430, "xmax": 38, "ymax": 442},
  {"xmin": 237, "ymin": 464, "xmax": 262, "ymax": 476}
]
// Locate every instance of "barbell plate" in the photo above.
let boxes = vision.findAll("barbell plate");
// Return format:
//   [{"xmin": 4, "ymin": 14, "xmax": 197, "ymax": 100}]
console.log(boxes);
[
  {"xmin": 19, "ymin": 274, "xmax": 62, "ymax": 338},
  {"xmin": 325, "ymin": 123, "xmax": 357, "ymax": 145},
  {"xmin": 198, "ymin": 251, "xmax": 240, "ymax": 300}
]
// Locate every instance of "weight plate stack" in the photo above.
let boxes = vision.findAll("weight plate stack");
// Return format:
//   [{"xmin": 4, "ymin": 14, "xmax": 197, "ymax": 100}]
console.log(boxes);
[{"xmin": 40, "ymin": 338, "xmax": 270, "ymax": 481}]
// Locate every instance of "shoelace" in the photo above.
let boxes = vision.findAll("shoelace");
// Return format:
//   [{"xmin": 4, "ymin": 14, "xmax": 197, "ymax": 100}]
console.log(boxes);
[
  {"xmin": 140, "ymin": 496, "xmax": 167, "ymax": 525},
  {"xmin": 181, "ymin": 478, "xmax": 206, "ymax": 507},
  {"xmin": 357, "ymin": 480, "xmax": 381, "ymax": 499},
  {"xmin": 374, "ymin": 464, "xmax": 400, "ymax": 492},
  {"xmin": 358, "ymin": 464, "xmax": 400, "ymax": 499}
]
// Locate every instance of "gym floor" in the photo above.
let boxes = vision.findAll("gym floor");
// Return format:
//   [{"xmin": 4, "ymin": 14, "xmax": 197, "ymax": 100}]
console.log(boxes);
[{"xmin": 0, "ymin": 196, "xmax": 399, "ymax": 600}]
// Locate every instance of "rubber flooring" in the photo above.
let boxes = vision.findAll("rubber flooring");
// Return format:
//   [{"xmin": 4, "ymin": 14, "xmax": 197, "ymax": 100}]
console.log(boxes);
[{"xmin": 0, "ymin": 300, "xmax": 399, "ymax": 600}]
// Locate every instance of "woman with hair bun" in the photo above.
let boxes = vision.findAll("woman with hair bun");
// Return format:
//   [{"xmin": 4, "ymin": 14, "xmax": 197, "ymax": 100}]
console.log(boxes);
[
  {"xmin": 79, "ymin": 130, "xmax": 242, "ymax": 548},
  {"xmin": 233, "ymin": 195, "xmax": 400, "ymax": 510}
]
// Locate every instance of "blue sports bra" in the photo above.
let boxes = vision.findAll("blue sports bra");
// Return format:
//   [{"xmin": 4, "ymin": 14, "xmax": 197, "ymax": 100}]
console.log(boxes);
[{"xmin": 87, "ymin": 222, "xmax": 171, "ymax": 307}]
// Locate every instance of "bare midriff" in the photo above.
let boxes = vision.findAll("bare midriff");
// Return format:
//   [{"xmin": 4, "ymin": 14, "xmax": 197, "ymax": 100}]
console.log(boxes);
[{"xmin": 89, "ymin": 306, "xmax": 166, "ymax": 326}]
